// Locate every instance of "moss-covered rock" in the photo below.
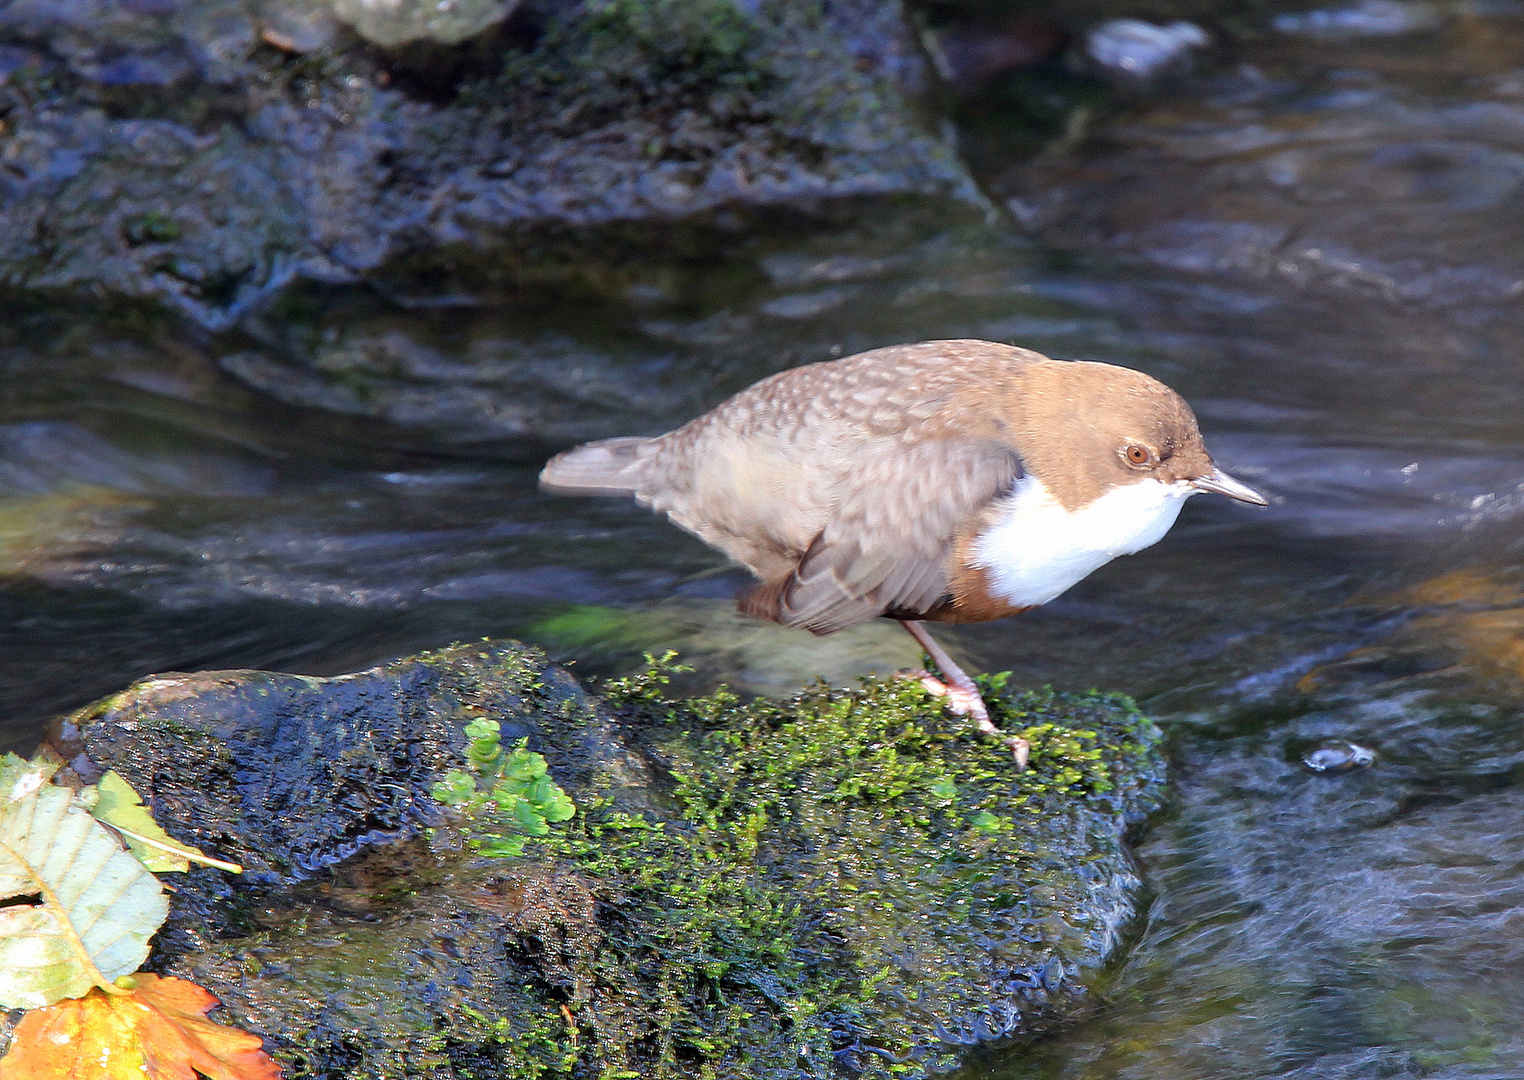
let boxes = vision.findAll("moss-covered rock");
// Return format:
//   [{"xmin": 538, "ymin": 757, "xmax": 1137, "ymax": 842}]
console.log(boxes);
[
  {"xmin": 44, "ymin": 640, "xmax": 1163, "ymax": 1078},
  {"xmin": 0, "ymin": 0, "xmax": 976, "ymax": 330}
]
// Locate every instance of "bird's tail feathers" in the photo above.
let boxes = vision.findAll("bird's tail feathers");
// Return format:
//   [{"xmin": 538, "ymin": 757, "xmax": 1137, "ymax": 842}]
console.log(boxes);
[{"xmin": 538, "ymin": 436, "xmax": 654, "ymax": 496}]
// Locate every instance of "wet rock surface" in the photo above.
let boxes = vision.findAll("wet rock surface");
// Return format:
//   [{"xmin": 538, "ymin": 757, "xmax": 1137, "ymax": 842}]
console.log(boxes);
[
  {"xmin": 0, "ymin": 0, "xmax": 976, "ymax": 329},
  {"xmin": 3, "ymin": 2, "xmax": 1524, "ymax": 1078},
  {"xmin": 49, "ymin": 640, "xmax": 1164, "ymax": 1079}
]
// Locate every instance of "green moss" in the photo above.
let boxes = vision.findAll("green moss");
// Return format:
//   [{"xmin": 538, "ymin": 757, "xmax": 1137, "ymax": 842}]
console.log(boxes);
[
  {"xmin": 581, "ymin": 0, "xmax": 754, "ymax": 78},
  {"xmin": 75, "ymin": 641, "xmax": 1162, "ymax": 1079},
  {"xmin": 122, "ymin": 211, "xmax": 182, "ymax": 245},
  {"xmin": 438, "ymin": 654, "xmax": 1163, "ymax": 1078},
  {"xmin": 529, "ymin": 606, "xmax": 657, "ymax": 655},
  {"xmin": 463, "ymin": 0, "xmax": 762, "ymax": 124}
]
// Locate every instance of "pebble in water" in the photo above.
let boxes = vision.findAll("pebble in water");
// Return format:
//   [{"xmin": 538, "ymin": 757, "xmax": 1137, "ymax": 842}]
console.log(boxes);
[
  {"xmin": 1085, "ymin": 19, "xmax": 1208, "ymax": 83},
  {"xmin": 1302, "ymin": 741, "xmax": 1376, "ymax": 773}
]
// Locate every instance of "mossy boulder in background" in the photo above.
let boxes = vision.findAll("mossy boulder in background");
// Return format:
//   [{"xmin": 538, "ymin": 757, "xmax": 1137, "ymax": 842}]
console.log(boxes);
[
  {"xmin": 30, "ymin": 640, "xmax": 1164, "ymax": 1078},
  {"xmin": 0, "ymin": 0, "xmax": 977, "ymax": 330}
]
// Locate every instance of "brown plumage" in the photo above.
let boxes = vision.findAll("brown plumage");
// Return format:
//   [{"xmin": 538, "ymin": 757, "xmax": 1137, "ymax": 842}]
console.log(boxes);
[{"xmin": 540, "ymin": 339, "xmax": 1265, "ymax": 762}]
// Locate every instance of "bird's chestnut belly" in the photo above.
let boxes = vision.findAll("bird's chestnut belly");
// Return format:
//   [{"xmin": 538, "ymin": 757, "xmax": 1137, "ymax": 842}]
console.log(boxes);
[{"xmin": 930, "ymin": 561, "xmax": 1034, "ymax": 623}]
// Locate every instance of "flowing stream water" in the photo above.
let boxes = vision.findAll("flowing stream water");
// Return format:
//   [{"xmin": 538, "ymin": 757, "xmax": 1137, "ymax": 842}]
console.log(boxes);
[{"xmin": 5, "ymin": 2, "xmax": 1524, "ymax": 1076}]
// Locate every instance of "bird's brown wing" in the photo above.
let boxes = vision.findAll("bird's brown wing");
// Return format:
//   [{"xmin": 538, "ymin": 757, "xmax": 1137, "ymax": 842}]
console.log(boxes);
[{"xmin": 740, "ymin": 437, "xmax": 1022, "ymax": 634}]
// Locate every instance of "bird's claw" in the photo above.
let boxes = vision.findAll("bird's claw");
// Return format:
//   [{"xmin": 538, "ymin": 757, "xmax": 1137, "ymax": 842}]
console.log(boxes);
[
  {"xmin": 899, "ymin": 669, "xmax": 968, "ymax": 710},
  {"xmin": 896, "ymin": 668, "xmax": 1030, "ymax": 771}
]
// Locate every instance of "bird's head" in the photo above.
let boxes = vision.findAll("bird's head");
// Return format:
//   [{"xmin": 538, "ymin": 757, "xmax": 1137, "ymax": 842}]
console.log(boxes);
[{"xmin": 1012, "ymin": 359, "xmax": 1267, "ymax": 510}]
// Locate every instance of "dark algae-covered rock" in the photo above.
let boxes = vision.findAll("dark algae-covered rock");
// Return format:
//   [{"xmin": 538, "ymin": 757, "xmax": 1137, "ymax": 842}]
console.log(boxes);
[
  {"xmin": 51, "ymin": 642, "xmax": 1163, "ymax": 1078},
  {"xmin": 583, "ymin": 667, "xmax": 1164, "ymax": 1075},
  {"xmin": 0, "ymin": 0, "xmax": 976, "ymax": 330},
  {"xmin": 60, "ymin": 644, "xmax": 620, "ymax": 882},
  {"xmin": 0, "ymin": 0, "xmax": 990, "ymax": 453}
]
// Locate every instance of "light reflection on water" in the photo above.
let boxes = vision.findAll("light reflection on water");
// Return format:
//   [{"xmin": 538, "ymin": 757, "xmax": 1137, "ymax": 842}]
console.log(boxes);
[
  {"xmin": 2, "ymin": 1, "xmax": 1524, "ymax": 1075},
  {"xmin": 958, "ymin": 3, "xmax": 1524, "ymax": 1075}
]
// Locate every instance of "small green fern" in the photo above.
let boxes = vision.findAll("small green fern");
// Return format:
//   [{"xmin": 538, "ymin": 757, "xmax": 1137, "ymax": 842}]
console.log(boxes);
[{"xmin": 432, "ymin": 719, "xmax": 576, "ymax": 857}]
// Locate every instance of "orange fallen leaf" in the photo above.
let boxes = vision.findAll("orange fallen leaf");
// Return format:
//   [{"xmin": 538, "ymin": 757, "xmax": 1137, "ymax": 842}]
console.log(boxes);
[{"xmin": 0, "ymin": 973, "xmax": 280, "ymax": 1080}]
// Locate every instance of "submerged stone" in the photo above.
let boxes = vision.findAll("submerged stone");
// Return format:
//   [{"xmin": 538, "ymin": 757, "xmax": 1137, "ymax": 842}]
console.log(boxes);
[
  {"xmin": 1301, "ymin": 740, "xmax": 1376, "ymax": 774},
  {"xmin": 1084, "ymin": 19, "xmax": 1208, "ymax": 85},
  {"xmin": 527, "ymin": 598, "xmax": 926, "ymax": 698},
  {"xmin": 328, "ymin": 0, "xmax": 519, "ymax": 47},
  {"xmin": 42, "ymin": 640, "xmax": 1164, "ymax": 1078}
]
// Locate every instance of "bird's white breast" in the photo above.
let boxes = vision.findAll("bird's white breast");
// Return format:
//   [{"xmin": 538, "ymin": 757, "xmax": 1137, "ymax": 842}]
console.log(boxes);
[{"xmin": 971, "ymin": 476, "xmax": 1193, "ymax": 608}]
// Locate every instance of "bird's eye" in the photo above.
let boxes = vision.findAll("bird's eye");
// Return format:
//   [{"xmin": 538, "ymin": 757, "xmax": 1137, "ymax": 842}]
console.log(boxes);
[{"xmin": 1124, "ymin": 444, "xmax": 1152, "ymax": 466}]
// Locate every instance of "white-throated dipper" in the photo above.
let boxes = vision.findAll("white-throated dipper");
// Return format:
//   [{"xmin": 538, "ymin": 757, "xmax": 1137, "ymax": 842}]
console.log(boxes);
[{"xmin": 540, "ymin": 339, "xmax": 1265, "ymax": 767}]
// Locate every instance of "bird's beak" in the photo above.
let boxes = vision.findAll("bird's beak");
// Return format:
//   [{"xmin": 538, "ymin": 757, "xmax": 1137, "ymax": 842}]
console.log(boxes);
[{"xmin": 1192, "ymin": 467, "xmax": 1268, "ymax": 506}]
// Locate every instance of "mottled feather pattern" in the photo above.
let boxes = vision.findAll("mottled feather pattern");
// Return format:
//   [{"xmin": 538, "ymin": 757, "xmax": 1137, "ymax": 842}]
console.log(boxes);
[
  {"xmin": 626, "ymin": 341, "xmax": 1043, "ymax": 605},
  {"xmin": 539, "ymin": 339, "xmax": 1227, "ymax": 634},
  {"xmin": 595, "ymin": 342, "xmax": 1042, "ymax": 631},
  {"xmin": 756, "ymin": 438, "xmax": 1023, "ymax": 633}
]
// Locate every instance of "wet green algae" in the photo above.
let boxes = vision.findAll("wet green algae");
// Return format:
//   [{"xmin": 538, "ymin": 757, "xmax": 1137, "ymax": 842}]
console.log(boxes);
[{"xmin": 53, "ymin": 641, "xmax": 1163, "ymax": 1079}]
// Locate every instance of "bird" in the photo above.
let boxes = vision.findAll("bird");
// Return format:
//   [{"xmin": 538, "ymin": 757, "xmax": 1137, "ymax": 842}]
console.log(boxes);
[{"xmin": 539, "ymin": 339, "xmax": 1265, "ymax": 767}]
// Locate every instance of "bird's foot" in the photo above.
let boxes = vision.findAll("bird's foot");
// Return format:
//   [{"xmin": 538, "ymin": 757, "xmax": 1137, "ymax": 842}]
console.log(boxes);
[
  {"xmin": 907, "ymin": 668, "xmax": 981, "ymax": 715},
  {"xmin": 897, "ymin": 668, "xmax": 1030, "ymax": 771}
]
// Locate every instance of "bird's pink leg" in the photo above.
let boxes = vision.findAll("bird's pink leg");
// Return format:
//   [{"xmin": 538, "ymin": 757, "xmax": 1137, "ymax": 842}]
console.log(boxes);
[{"xmin": 898, "ymin": 620, "xmax": 1029, "ymax": 770}]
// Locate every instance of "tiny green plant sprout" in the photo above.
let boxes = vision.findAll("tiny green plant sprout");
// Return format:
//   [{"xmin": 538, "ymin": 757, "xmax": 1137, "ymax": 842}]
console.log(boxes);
[{"xmin": 431, "ymin": 719, "xmax": 576, "ymax": 857}]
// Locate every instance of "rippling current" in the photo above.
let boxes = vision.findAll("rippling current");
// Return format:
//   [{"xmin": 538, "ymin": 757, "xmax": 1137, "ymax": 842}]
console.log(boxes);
[{"xmin": 5, "ymin": 2, "xmax": 1524, "ymax": 1076}]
